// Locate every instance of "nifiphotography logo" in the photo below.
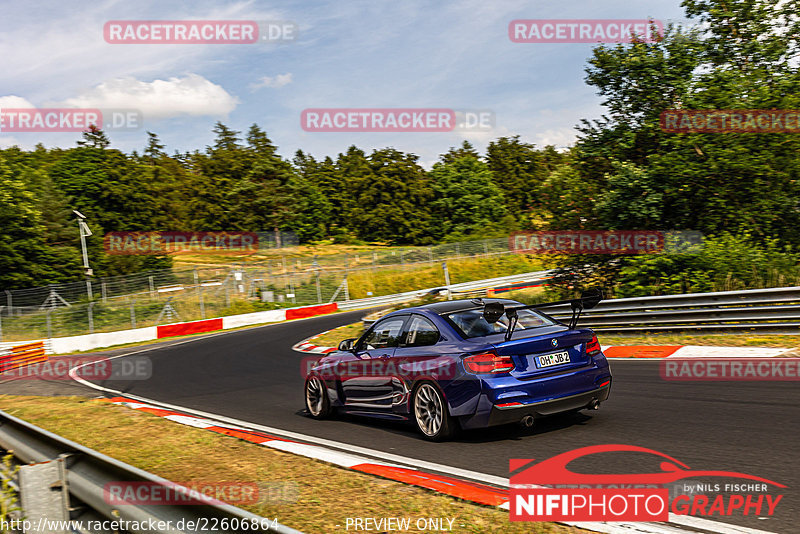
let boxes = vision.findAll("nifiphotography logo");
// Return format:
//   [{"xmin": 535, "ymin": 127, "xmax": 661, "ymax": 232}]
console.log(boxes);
[{"xmin": 510, "ymin": 444, "xmax": 785, "ymax": 522}]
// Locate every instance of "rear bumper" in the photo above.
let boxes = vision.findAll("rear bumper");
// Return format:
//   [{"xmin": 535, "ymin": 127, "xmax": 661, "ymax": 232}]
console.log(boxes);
[
  {"xmin": 456, "ymin": 358, "xmax": 612, "ymax": 430},
  {"xmin": 485, "ymin": 383, "xmax": 610, "ymax": 426}
]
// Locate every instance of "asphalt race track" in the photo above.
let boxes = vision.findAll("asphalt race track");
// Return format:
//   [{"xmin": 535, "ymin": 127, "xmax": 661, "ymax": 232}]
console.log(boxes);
[{"xmin": 96, "ymin": 310, "xmax": 799, "ymax": 533}]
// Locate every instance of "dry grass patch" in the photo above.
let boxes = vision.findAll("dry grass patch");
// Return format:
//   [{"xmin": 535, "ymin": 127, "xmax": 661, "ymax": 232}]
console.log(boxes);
[{"xmin": 310, "ymin": 323, "xmax": 366, "ymax": 348}]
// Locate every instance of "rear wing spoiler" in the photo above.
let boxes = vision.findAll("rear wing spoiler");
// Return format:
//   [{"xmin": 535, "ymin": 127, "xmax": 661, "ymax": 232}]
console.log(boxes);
[{"xmin": 483, "ymin": 289, "xmax": 603, "ymax": 341}]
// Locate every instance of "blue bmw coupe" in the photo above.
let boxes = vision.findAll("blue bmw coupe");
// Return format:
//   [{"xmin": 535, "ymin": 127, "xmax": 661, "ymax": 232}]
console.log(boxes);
[{"xmin": 304, "ymin": 291, "xmax": 612, "ymax": 441}]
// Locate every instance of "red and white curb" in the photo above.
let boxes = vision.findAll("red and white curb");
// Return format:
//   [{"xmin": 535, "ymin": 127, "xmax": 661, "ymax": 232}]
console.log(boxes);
[
  {"xmin": 103, "ymin": 396, "xmax": 774, "ymax": 534},
  {"xmin": 602, "ymin": 345, "xmax": 790, "ymax": 359},
  {"xmin": 292, "ymin": 330, "xmax": 338, "ymax": 354}
]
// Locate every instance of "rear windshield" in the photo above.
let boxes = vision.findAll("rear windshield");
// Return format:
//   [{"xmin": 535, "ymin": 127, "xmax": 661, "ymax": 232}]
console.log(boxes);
[{"xmin": 446, "ymin": 308, "xmax": 556, "ymax": 338}]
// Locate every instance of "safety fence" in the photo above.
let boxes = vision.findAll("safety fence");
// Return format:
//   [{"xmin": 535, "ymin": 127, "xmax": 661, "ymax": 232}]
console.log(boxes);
[
  {"xmin": 1, "ymin": 237, "xmax": 517, "ymax": 310},
  {"xmin": 0, "ymin": 244, "xmax": 543, "ymax": 342}
]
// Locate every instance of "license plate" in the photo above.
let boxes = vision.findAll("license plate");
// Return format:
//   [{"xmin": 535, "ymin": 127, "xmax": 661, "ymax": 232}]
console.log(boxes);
[{"xmin": 536, "ymin": 351, "xmax": 570, "ymax": 369}]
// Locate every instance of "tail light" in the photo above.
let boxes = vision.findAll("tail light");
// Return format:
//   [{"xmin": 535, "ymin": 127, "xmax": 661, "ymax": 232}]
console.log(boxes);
[
  {"xmin": 463, "ymin": 351, "xmax": 514, "ymax": 374},
  {"xmin": 586, "ymin": 334, "xmax": 601, "ymax": 356}
]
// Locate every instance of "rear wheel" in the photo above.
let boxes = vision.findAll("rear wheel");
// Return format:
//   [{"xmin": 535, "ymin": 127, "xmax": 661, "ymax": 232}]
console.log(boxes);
[
  {"xmin": 305, "ymin": 375, "xmax": 332, "ymax": 419},
  {"xmin": 413, "ymin": 382, "xmax": 456, "ymax": 441}
]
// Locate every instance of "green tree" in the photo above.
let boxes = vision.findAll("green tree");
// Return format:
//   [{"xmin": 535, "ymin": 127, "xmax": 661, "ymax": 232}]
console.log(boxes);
[
  {"xmin": 429, "ymin": 155, "xmax": 508, "ymax": 239},
  {"xmin": 0, "ymin": 155, "xmax": 80, "ymax": 288},
  {"xmin": 595, "ymin": 161, "xmax": 663, "ymax": 229},
  {"xmin": 345, "ymin": 148, "xmax": 434, "ymax": 244},
  {"xmin": 486, "ymin": 136, "xmax": 560, "ymax": 215}
]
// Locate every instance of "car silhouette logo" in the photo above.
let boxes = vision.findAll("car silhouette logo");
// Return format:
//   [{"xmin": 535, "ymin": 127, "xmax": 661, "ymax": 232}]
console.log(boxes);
[{"xmin": 510, "ymin": 444, "xmax": 786, "ymax": 487}]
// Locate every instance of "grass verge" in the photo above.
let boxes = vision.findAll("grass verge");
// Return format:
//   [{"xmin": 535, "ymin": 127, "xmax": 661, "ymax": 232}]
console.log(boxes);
[
  {"xmin": 310, "ymin": 323, "xmax": 366, "ymax": 348},
  {"xmin": 0, "ymin": 395, "xmax": 589, "ymax": 534}
]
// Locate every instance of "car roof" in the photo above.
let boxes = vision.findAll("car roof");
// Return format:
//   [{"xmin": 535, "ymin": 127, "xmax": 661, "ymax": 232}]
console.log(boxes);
[{"xmin": 413, "ymin": 298, "xmax": 521, "ymax": 315}]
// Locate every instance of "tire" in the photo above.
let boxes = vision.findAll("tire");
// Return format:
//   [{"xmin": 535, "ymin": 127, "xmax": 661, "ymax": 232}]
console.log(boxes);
[
  {"xmin": 412, "ymin": 382, "xmax": 456, "ymax": 441},
  {"xmin": 305, "ymin": 375, "xmax": 332, "ymax": 419}
]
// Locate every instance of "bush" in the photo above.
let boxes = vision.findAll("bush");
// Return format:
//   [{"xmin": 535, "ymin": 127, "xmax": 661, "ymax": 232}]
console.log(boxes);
[{"xmin": 549, "ymin": 234, "xmax": 800, "ymax": 298}]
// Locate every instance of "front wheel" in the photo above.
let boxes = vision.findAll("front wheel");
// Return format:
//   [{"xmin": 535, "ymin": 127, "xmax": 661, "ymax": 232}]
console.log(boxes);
[
  {"xmin": 413, "ymin": 382, "xmax": 456, "ymax": 441},
  {"xmin": 305, "ymin": 375, "xmax": 332, "ymax": 419}
]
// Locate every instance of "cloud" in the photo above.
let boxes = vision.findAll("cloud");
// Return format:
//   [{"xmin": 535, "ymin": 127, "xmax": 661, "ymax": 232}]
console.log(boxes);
[
  {"xmin": 0, "ymin": 96, "xmax": 36, "ymax": 109},
  {"xmin": 0, "ymin": 136, "xmax": 22, "ymax": 148},
  {"xmin": 534, "ymin": 127, "xmax": 578, "ymax": 148},
  {"xmin": 56, "ymin": 74, "xmax": 239, "ymax": 119},
  {"xmin": 250, "ymin": 73, "xmax": 293, "ymax": 90}
]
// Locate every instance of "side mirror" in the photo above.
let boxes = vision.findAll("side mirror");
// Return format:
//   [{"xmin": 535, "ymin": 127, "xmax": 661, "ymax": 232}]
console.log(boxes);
[
  {"xmin": 483, "ymin": 302, "xmax": 505, "ymax": 323},
  {"xmin": 580, "ymin": 288, "xmax": 603, "ymax": 309},
  {"xmin": 338, "ymin": 338, "xmax": 356, "ymax": 351}
]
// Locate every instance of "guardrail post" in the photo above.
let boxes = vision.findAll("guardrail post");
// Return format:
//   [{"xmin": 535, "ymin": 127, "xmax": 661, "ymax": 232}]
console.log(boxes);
[
  {"xmin": 88, "ymin": 301, "xmax": 95, "ymax": 334},
  {"xmin": 45, "ymin": 308, "xmax": 53, "ymax": 339},
  {"xmin": 19, "ymin": 457, "xmax": 70, "ymax": 530},
  {"xmin": 4, "ymin": 289, "xmax": 11, "ymax": 316},
  {"xmin": 442, "ymin": 261, "xmax": 452, "ymax": 300},
  {"xmin": 101, "ymin": 280, "xmax": 107, "ymax": 303},
  {"xmin": 315, "ymin": 272, "xmax": 322, "ymax": 303},
  {"xmin": 199, "ymin": 285, "xmax": 206, "ymax": 319},
  {"xmin": 130, "ymin": 298, "xmax": 136, "ymax": 328}
]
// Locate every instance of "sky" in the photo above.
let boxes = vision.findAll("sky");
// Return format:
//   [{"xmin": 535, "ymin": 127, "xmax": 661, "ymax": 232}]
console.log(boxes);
[{"xmin": 0, "ymin": 0, "xmax": 693, "ymax": 168}]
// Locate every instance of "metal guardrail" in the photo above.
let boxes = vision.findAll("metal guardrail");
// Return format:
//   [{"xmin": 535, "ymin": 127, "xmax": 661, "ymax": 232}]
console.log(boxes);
[
  {"xmin": 0, "ymin": 410, "xmax": 303, "ymax": 534},
  {"xmin": 545, "ymin": 286, "xmax": 800, "ymax": 334}
]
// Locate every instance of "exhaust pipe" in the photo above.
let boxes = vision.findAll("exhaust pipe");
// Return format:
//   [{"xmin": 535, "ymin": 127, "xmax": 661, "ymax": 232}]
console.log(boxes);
[
  {"xmin": 589, "ymin": 400, "xmax": 600, "ymax": 410},
  {"xmin": 520, "ymin": 415, "xmax": 535, "ymax": 428}
]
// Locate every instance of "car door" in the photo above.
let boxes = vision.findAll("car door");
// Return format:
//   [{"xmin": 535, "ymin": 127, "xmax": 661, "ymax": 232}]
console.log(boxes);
[
  {"xmin": 342, "ymin": 315, "xmax": 409, "ymax": 410},
  {"xmin": 390, "ymin": 314, "xmax": 443, "ymax": 413}
]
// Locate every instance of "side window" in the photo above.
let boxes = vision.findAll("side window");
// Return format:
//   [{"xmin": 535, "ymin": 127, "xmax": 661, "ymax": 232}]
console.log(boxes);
[
  {"xmin": 405, "ymin": 315, "xmax": 440, "ymax": 347},
  {"xmin": 360, "ymin": 316, "xmax": 407, "ymax": 350}
]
